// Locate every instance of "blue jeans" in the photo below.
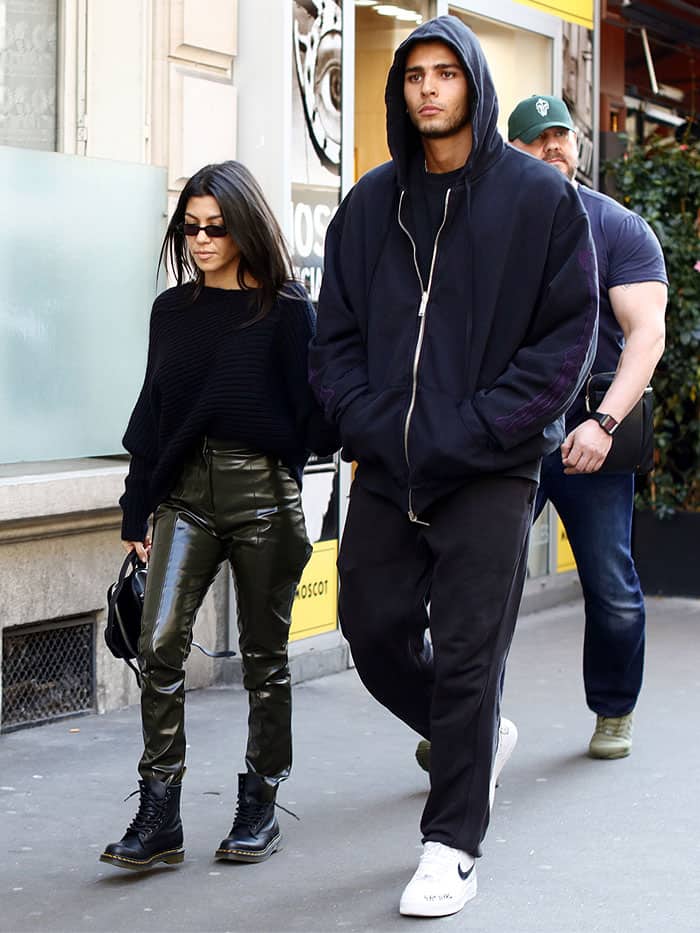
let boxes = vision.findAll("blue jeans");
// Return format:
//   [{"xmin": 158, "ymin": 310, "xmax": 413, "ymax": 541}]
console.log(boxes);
[{"xmin": 534, "ymin": 450, "xmax": 645, "ymax": 717}]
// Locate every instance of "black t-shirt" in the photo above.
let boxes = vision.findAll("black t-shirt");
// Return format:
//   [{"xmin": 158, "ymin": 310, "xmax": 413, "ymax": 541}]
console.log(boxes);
[{"xmin": 408, "ymin": 156, "xmax": 463, "ymax": 285}]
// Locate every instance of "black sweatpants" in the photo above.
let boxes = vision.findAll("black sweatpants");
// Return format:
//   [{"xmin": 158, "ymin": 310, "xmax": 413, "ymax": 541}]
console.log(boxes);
[{"xmin": 338, "ymin": 476, "xmax": 536, "ymax": 857}]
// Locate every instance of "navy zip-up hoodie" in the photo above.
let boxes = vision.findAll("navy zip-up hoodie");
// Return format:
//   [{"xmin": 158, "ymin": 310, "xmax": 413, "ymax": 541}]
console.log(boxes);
[{"xmin": 309, "ymin": 16, "xmax": 599, "ymax": 518}]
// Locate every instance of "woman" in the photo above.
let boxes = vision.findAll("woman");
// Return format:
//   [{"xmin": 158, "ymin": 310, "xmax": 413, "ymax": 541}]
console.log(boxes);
[{"xmin": 100, "ymin": 161, "xmax": 336, "ymax": 871}]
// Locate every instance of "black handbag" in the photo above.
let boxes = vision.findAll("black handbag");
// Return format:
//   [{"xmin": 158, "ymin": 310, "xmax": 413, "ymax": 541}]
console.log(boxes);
[
  {"xmin": 105, "ymin": 551, "xmax": 145, "ymax": 681},
  {"xmin": 585, "ymin": 372, "xmax": 655, "ymax": 475},
  {"xmin": 105, "ymin": 551, "xmax": 236, "ymax": 683}
]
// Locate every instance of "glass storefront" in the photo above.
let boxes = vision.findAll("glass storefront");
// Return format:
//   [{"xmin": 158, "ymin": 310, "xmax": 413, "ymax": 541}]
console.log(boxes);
[
  {"xmin": 354, "ymin": 0, "xmax": 433, "ymax": 179},
  {"xmin": 289, "ymin": 0, "xmax": 344, "ymax": 640},
  {"xmin": 449, "ymin": 6, "xmax": 552, "ymax": 138}
]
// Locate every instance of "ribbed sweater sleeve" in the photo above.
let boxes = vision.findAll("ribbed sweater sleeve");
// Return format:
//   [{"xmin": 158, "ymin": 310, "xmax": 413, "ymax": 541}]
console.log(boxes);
[
  {"xmin": 119, "ymin": 303, "xmax": 163, "ymax": 541},
  {"xmin": 120, "ymin": 455, "xmax": 151, "ymax": 541}
]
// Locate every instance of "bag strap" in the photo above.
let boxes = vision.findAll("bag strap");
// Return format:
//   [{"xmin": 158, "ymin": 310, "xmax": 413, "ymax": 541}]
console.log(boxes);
[
  {"xmin": 124, "ymin": 656, "xmax": 142, "ymax": 685},
  {"xmin": 109, "ymin": 552, "xmax": 145, "ymax": 684},
  {"xmin": 110, "ymin": 551, "xmax": 236, "ymax": 680},
  {"xmin": 191, "ymin": 641, "xmax": 236, "ymax": 659},
  {"xmin": 114, "ymin": 551, "xmax": 236, "ymax": 660}
]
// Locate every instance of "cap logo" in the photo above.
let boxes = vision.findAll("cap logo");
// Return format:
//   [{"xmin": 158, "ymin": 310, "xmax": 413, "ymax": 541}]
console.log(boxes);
[{"xmin": 535, "ymin": 98, "xmax": 550, "ymax": 117}]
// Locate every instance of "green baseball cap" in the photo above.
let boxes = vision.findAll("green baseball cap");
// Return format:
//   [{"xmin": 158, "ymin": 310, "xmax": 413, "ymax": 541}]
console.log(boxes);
[{"xmin": 507, "ymin": 95, "xmax": 575, "ymax": 144}]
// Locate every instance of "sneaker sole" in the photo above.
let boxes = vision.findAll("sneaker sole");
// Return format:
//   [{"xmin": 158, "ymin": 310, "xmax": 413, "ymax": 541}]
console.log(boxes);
[
  {"xmin": 215, "ymin": 833, "xmax": 281, "ymax": 863},
  {"xmin": 588, "ymin": 745, "xmax": 631, "ymax": 760},
  {"xmin": 399, "ymin": 873, "xmax": 477, "ymax": 917},
  {"xmin": 99, "ymin": 847, "xmax": 184, "ymax": 871}
]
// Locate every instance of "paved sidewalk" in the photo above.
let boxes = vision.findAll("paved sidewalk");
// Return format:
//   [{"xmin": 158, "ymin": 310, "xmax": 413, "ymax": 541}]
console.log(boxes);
[{"xmin": 2, "ymin": 596, "xmax": 699, "ymax": 933}]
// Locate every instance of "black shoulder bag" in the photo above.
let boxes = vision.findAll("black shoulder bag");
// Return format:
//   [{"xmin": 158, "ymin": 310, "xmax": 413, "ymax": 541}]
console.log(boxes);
[
  {"xmin": 585, "ymin": 371, "xmax": 655, "ymax": 475},
  {"xmin": 106, "ymin": 551, "xmax": 235, "ymax": 683}
]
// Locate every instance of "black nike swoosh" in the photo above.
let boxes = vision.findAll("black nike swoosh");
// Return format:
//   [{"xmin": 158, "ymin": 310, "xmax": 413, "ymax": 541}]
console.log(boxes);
[{"xmin": 458, "ymin": 863, "xmax": 474, "ymax": 881}]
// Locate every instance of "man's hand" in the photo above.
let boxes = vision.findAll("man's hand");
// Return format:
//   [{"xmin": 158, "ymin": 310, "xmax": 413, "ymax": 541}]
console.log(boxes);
[
  {"xmin": 561, "ymin": 420, "xmax": 612, "ymax": 474},
  {"xmin": 122, "ymin": 537, "xmax": 151, "ymax": 562}
]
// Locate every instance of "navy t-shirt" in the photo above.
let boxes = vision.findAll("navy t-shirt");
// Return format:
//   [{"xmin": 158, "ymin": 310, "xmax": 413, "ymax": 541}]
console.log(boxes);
[{"xmin": 567, "ymin": 185, "xmax": 668, "ymax": 429}]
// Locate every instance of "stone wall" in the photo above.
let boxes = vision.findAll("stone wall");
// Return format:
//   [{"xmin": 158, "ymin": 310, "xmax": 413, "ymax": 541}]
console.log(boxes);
[{"xmin": 0, "ymin": 461, "xmax": 227, "ymax": 727}]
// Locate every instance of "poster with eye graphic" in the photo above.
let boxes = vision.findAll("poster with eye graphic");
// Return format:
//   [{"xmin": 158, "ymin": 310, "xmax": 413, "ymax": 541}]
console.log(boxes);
[
  {"xmin": 290, "ymin": 0, "xmax": 342, "ymax": 642},
  {"xmin": 291, "ymin": 0, "xmax": 342, "ymax": 303}
]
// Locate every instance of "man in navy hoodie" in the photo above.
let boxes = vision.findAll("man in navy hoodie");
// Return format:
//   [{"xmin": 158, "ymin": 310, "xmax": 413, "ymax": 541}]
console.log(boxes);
[
  {"xmin": 508, "ymin": 95, "xmax": 667, "ymax": 761},
  {"xmin": 309, "ymin": 17, "xmax": 598, "ymax": 917}
]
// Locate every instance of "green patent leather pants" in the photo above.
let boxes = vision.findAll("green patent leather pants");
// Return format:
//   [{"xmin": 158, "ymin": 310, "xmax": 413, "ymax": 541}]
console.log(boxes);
[{"xmin": 137, "ymin": 440, "xmax": 311, "ymax": 786}]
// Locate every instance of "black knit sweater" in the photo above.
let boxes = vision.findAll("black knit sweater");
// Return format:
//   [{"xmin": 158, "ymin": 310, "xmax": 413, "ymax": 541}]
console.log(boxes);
[{"xmin": 119, "ymin": 281, "xmax": 338, "ymax": 541}]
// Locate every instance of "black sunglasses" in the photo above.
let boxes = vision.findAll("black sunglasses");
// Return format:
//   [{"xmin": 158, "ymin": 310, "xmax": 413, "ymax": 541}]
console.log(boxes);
[{"xmin": 179, "ymin": 223, "xmax": 228, "ymax": 238}]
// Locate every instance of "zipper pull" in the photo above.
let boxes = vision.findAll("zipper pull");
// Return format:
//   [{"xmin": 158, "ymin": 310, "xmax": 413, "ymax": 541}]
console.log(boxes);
[
  {"xmin": 408, "ymin": 493, "xmax": 430, "ymax": 526},
  {"xmin": 418, "ymin": 292, "xmax": 429, "ymax": 317}
]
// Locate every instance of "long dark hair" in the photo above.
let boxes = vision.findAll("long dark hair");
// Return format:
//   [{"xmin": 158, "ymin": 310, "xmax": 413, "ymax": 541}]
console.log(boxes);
[{"xmin": 158, "ymin": 160, "xmax": 294, "ymax": 318}]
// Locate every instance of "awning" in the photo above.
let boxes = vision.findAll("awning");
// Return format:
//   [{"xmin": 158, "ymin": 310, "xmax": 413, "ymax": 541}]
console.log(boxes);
[{"xmin": 514, "ymin": 0, "xmax": 594, "ymax": 29}]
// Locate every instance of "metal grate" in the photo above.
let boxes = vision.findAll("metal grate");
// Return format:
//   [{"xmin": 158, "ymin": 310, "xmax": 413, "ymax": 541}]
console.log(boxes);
[{"xmin": 2, "ymin": 619, "xmax": 95, "ymax": 732}]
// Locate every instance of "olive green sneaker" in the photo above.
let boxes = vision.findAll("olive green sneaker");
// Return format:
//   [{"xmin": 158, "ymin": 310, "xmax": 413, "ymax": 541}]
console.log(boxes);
[
  {"xmin": 415, "ymin": 740, "xmax": 431, "ymax": 772},
  {"xmin": 588, "ymin": 713, "xmax": 633, "ymax": 759}
]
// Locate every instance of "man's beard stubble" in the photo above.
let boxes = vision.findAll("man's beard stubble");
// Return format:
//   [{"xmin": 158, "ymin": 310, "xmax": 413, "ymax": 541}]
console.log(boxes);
[
  {"xmin": 544, "ymin": 150, "xmax": 578, "ymax": 181},
  {"xmin": 411, "ymin": 108, "xmax": 470, "ymax": 141}
]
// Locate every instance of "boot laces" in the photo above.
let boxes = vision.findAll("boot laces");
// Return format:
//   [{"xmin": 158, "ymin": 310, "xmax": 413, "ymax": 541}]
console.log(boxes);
[
  {"xmin": 597, "ymin": 714, "xmax": 632, "ymax": 738},
  {"xmin": 232, "ymin": 797, "xmax": 271, "ymax": 833},
  {"xmin": 275, "ymin": 801, "xmax": 300, "ymax": 821},
  {"xmin": 231, "ymin": 798, "xmax": 299, "ymax": 833},
  {"xmin": 124, "ymin": 783, "xmax": 167, "ymax": 835}
]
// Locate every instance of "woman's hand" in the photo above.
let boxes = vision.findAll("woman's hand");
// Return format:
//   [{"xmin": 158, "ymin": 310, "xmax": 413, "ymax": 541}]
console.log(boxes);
[{"xmin": 122, "ymin": 537, "xmax": 151, "ymax": 563}]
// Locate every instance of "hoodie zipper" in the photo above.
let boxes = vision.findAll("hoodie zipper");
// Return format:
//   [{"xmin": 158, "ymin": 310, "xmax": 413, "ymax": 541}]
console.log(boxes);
[{"xmin": 397, "ymin": 187, "xmax": 452, "ymax": 523}]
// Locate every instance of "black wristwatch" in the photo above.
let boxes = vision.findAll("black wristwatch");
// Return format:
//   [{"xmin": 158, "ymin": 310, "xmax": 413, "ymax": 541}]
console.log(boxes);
[{"xmin": 589, "ymin": 411, "xmax": 619, "ymax": 436}]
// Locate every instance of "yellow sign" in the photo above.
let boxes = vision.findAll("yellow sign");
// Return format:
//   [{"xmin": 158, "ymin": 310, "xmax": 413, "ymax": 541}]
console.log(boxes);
[
  {"xmin": 514, "ymin": 0, "xmax": 593, "ymax": 28},
  {"xmin": 290, "ymin": 539, "xmax": 338, "ymax": 642},
  {"xmin": 556, "ymin": 515, "xmax": 577, "ymax": 572}
]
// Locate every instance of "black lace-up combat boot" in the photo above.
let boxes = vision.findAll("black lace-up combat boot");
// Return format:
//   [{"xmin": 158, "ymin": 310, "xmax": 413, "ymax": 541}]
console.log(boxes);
[
  {"xmin": 100, "ymin": 778, "xmax": 184, "ymax": 870},
  {"xmin": 215, "ymin": 772, "xmax": 280, "ymax": 863}
]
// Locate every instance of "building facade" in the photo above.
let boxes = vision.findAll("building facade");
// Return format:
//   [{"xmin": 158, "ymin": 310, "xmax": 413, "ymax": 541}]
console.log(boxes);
[{"xmin": 0, "ymin": 0, "xmax": 595, "ymax": 732}]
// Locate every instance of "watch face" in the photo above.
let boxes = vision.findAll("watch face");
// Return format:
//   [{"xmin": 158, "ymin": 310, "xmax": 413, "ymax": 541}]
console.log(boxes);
[{"xmin": 594, "ymin": 412, "xmax": 618, "ymax": 435}]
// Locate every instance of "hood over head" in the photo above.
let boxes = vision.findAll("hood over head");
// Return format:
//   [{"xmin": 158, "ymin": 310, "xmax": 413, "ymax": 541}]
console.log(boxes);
[{"xmin": 384, "ymin": 15, "xmax": 503, "ymax": 187}]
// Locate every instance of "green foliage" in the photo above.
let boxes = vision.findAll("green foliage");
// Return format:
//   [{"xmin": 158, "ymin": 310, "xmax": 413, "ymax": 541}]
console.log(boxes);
[{"xmin": 606, "ymin": 136, "xmax": 700, "ymax": 515}]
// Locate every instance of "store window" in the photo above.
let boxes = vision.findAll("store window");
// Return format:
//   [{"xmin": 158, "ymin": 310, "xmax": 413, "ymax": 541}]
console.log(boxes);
[
  {"xmin": 292, "ymin": 0, "xmax": 343, "ymax": 301},
  {"xmin": 0, "ymin": 0, "xmax": 57, "ymax": 150},
  {"xmin": 354, "ymin": 0, "xmax": 433, "ymax": 179},
  {"xmin": 449, "ymin": 7, "xmax": 552, "ymax": 141}
]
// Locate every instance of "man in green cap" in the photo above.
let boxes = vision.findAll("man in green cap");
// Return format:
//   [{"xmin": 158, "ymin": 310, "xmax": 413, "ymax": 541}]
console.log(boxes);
[
  {"xmin": 508, "ymin": 95, "xmax": 668, "ymax": 760},
  {"xmin": 508, "ymin": 94, "xmax": 576, "ymax": 170}
]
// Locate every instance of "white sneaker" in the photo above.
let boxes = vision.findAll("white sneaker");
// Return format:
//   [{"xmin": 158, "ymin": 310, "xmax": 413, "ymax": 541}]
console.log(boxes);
[
  {"xmin": 399, "ymin": 842, "xmax": 477, "ymax": 917},
  {"xmin": 489, "ymin": 717, "xmax": 518, "ymax": 808}
]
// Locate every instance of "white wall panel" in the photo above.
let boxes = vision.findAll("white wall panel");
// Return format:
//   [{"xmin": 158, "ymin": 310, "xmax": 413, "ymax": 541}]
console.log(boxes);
[
  {"xmin": 183, "ymin": 0, "xmax": 236, "ymax": 57},
  {"xmin": 169, "ymin": 0, "xmax": 237, "ymax": 71},
  {"xmin": 167, "ymin": 66, "xmax": 237, "ymax": 187},
  {"xmin": 85, "ymin": 0, "xmax": 150, "ymax": 162},
  {"xmin": 236, "ymin": 0, "xmax": 292, "ymax": 235}
]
